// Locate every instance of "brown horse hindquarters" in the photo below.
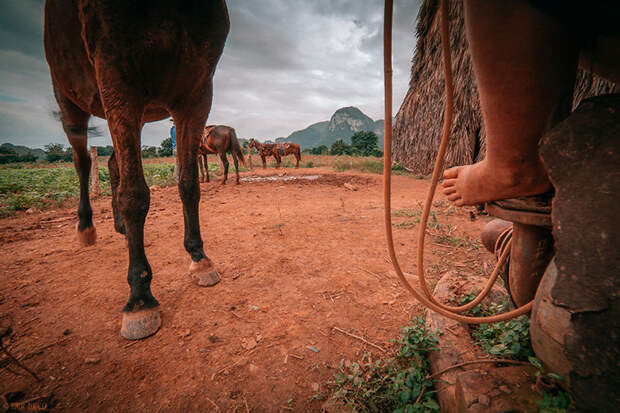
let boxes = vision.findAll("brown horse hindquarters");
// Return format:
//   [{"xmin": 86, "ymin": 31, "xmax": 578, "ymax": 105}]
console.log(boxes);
[{"xmin": 44, "ymin": 0, "xmax": 230, "ymax": 339}]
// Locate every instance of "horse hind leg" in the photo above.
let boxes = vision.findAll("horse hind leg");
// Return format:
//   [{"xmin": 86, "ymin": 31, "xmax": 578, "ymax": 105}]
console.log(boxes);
[
  {"xmin": 55, "ymin": 90, "xmax": 97, "ymax": 246},
  {"xmin": 219, "ymin": 152, "xmax": 229, "ymax": 185},
  {"xmin": 108, "ymin": 150, "xmax": 125, "ymax": 235},
  {"xmin": 198, "ymin": 154, "xmax": 205, "ymax": 183},
  {"xmin": 171, "ymin": 102, "xmax": 220, "ymax": 289},
  {"xmin": 205, "ymin": 155, "xmax": 210, "ymax": 183},
  {"xmin": 231, "ymin": 150, "xmax": 240, "ymax": 184}
]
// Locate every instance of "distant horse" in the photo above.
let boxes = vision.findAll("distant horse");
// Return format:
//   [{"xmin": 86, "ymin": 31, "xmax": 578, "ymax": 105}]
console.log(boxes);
[
  {"xmin": 248, "ymin": 138, "xmax": 281, "ymax": 169},
  {"xmin": 278, "ymin": 142, "xmax": 301, "ymax": 168},
  {"xmin": 198, "ymin": 125, "xmax": 246, "ymax": 184},
  {"xmin": 44, "ymin": 0, "xmax": 229, "ymax": 340}
]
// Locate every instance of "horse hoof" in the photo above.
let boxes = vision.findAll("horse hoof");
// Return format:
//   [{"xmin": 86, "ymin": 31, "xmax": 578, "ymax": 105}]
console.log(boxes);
[
  {"xmin": 76, "ymin": 225, "xmax": 97, "ymax": 247},
  {"xmin": 121, "ymin": 307, "xmax": 161, "ymax": 340},
  {"xmin": 189, "ymin": 260, "xmax": 221, "ymax": 287}
]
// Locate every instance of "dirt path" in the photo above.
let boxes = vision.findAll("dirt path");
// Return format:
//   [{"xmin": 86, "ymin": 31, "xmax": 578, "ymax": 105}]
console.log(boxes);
[{"xmin": 0, "ymin": 167, "xmax": 490, "ymax": 412}]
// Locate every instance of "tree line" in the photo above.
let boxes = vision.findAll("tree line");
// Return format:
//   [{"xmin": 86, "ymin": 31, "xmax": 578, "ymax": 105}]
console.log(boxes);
[
  {"xmin": 3, "ymin": 130, "xmax": 382, "ymax": 165},
  {"xmin": 0, "ymin": 138, "xmax": 175, "ymax": 164},
  {"xmin": 302, "ymin": 131, "xmax": 383, "ymax": 157}
]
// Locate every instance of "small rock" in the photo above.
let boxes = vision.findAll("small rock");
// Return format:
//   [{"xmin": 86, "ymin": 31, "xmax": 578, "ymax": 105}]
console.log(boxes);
[
  {"xmin": 499, "ymin": 385, "xmax": 512, "ymax": 394},
  {"xmin": 180, "ymin": 329, "xmax": 191, "ymax": 338},
  {"xmin": 150, "ymin": 185, "xmax": 161, "ymax": 191},
  {"xmin": 242, "ymin": 338, "xmax": 257, "ymax": 350},
  {"xmin": 25, "ymin": 208, "xmax": 36, "ymax": 214},
  {"xmin": 478, "ymin": 394, "xmax": 490, "ymax": 407},
  {"xmin": 250, "ymin": 305, "xmax": 259, "ymax": 311},
  {"xmin": 306, "ymin": 345, "xmax": 320, "ymax": 353},
  {"xmin": 63, "ymin": 329, "xmax": 72, "ymax": 335},
  {"xmin": 84, "ymin": 356, "xmax": 100, "ymax": 364},
  {"xmin": 311, "ymin": 383, "xmax": 320, "ymax": 392},
  {"xmin": 343, "ymin": 182, "xmax": 358, "ymax": 191}
]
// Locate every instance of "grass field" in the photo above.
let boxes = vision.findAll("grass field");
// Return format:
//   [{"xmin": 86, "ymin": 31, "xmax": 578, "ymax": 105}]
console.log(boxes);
[{"xmin": 0, "ymin": 155, "xmax": 420, "ymax": 217}]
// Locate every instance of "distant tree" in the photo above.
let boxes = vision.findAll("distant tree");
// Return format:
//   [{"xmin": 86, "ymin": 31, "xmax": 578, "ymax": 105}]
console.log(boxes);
[
  {"xmin": 0, "ymin": 146, "xmax": 18, "ymax": 164},
  {"xmin": 351, "ymin": 131, "xmax": 381, "ymax": 157},
  {"xmin": 330, "ymin": 139, "xmax": 347, "ymax": 155},
  {"xmin": 141, "ymin": 145, "xmax": 158, "ymax": 158},
  {"xmin": 159, "ymin": 137, "xmax": 173, "ymax": 157},
  {"xmin": 302, "ymin": 148, "xmax": 312, "ymax": 154},
  {"xmin": 311, "ymin": 145, "xmax": 329, "ymax": 155},
  {"xmin": 44, "ymin": 143, "xmax": 72, "ymax": 162},
  {"xmin": 96, "ymin": 145, "xmax": 114, "ymax": 156}
]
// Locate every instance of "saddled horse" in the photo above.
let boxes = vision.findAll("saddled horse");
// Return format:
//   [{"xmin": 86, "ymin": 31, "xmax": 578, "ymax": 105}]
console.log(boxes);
[
  {"xmin": 44, "ymin": 0, "xmax": 229, "ymax": 339},
  {"xmin": 198, "ymin": 125, "xmax": 246, "ymax": 184},
  {"xmin": 278, "ymin": 142, "xmax": 301, "ymax": 168},
  {"xmin": 248, "ymin": 138, "xmax": 281, "ymax": 169}
]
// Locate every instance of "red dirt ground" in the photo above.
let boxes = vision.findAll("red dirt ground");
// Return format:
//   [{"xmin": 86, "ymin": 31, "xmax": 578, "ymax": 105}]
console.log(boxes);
[{"xmin": 0, "ymin": 167, "xmax": 490, "ymax": 412}]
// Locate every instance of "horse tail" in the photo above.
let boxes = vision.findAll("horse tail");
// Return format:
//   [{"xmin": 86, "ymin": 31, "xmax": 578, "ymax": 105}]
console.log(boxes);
[{"xmin": 229, "ymin": 128, "xmax": 247, "ymax": 168}]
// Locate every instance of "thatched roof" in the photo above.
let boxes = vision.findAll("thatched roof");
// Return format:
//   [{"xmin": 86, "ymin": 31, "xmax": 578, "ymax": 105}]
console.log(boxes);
[{"xmin": 393, "ymin": 0, "xmax": 619, "ymax": 175}]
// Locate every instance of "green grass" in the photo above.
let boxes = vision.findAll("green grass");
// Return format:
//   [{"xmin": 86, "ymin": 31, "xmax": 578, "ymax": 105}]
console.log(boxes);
[
  {"xmin": 324, "ymin": 317, "xmax": 441, "ymax": 413},
  {"xmin": 0, "ymin": 162, "xmax": 181, "ymax": 217}
]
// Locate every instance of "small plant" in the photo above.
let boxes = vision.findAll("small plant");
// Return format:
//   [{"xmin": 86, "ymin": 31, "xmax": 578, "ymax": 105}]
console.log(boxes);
[
  {"xmin": 304, "ymin": 161, "xmax": 314, "ymax": 168},
  {"xmin": 392, "ymin": 220, "xmax": 419, "ymax": 229},
  {"xmin": 457, "ymin": 295, "xmax": 534, "ymax": 361},
  {"xmin": 529, "ymin": 357, "xmax": 571, "ymax": 413},
  {"xmin": 393, "ymin": 208, "xmax": 421, "ymax": 218},
  {"xmin": 328, "ymin": 317, "xmax": 441, "ymax": 413}
]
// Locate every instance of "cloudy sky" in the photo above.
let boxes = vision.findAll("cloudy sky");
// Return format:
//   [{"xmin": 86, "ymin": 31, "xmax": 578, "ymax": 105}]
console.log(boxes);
[{"xmin": 0, "ymin": 0, "xmax": 421, "ymax": 149}]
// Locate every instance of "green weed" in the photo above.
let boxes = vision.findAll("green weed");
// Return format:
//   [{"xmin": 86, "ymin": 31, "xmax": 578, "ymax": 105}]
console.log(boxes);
[{"xmin": 328, "ymin": 317, "xmax": 441, "ymax": 413}]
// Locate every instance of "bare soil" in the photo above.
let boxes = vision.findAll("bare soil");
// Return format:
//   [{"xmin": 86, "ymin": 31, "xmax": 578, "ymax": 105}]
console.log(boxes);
[{"xmin": 0, "ymin": 167, "xmax": 490, "ymax": 412}]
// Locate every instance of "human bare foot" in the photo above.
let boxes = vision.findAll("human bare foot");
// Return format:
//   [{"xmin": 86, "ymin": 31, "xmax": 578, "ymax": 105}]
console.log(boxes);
[{"xmin": 441, "ymin": 160, "xmax": 551, "ymax": 206}]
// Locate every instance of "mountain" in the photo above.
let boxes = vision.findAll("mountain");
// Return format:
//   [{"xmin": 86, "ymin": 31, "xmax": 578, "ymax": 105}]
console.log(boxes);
[
  {"xmin": 276, "ymin": 106, "xmax": 385, "ymax": 149},
  {"xmin": 0, "ymin": 143, "xmax": 46, "ymax": 159}
]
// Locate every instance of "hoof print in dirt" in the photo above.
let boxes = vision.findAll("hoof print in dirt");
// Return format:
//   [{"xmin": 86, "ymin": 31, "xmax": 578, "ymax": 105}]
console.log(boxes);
[
  {"xmin": 121, "ymin": 307, "xmax": 161, "ymax": 340},
  {"xmin": 189, "ymin": 260, "xmax": 221, "ymax": 287}
]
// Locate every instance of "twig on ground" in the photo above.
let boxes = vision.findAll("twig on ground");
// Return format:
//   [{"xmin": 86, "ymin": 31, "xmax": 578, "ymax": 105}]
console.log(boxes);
[
  {"xmin": 415, "ymin": 385, "xmax": 426, "ymax": 404},
  {"xmin": 0, "ymin": 342, "xmax": 41, "ymax": 382},
  {"xmin": 231, "ymin": 312, "xmax": 255, "ymax": 323},
  {"xmin": 211, "ymin": 347, "xmax": 259, "ymax": 380},
  {"xmin": 359, "ymin": 267, "xmax": 384, "ymax": 280},
  {"xmin": 428, "ymin": 359, "xmax": 530, "ymax": 380},
  {"xmin": 23, "ymin": 337, "xmax": 71, "ymax": 360},
  {"xmin": 205, "ymin": 397, "xmax": 220, "ymax": 412},
  {"xmin": 288, "ymin": 353, "xmax": 304, "ymax": 360},
  {"xmin": 243, "ymin": 397, "xmax": 250, "ymax": 413},
  {"xmin": 332, "ymin": 327, "xmax": 386, "ymax": 353}
]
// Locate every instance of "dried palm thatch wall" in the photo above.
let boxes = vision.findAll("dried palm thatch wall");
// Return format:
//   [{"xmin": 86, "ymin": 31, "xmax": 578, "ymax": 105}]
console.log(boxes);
[{"xmin": 393, "ymin": 0, "xmax": 619, "ymax": 175}]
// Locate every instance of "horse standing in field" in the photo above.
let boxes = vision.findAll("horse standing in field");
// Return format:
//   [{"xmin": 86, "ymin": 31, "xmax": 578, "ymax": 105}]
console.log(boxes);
[
  {"xmin": 44, "ymin": 0, "xmax": 229, "ymax": 340},
  {"xmin": 248, "ymin": 138, "xmax": 281, "ymax": 169},
  {"xmin": 198, "ymin": 125, "xmax": 246, "ymax": 184},
  {"xmin": 278, "ymin": 142, "xmax": 301, "ymax": 168}
]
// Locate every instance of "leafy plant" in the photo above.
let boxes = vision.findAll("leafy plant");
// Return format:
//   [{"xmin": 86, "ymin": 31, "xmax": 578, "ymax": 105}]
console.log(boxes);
[
  {"xmin": 328, "ymin": 317, "xmax": 441, "ymax": 413},
  {"xmin": 528, "ymin": 357, "xmax": 571, "ymax": 413}
]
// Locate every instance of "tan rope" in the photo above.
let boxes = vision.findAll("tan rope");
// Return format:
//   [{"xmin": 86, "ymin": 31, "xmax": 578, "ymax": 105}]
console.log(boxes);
[{"xmin": 383, "ymin": 0, "xmax": 533, "ymax": 323}]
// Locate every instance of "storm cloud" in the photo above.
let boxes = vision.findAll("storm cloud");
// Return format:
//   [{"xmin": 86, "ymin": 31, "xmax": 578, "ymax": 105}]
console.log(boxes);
[{"xmin": 0, "ymin": 0, "xmax": 421, "ymax": 148}]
